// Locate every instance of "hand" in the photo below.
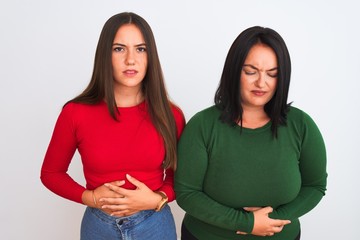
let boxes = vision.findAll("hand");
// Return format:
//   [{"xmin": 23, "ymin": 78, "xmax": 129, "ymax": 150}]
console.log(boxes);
[
  {"xmin": 99, "ymin": 174, "xmax": 163, "ymax": 217},
  {"xmin": 243, "ymin": 207, "xmax": 262, "ymax": 212},
  {"xmin": 81, "ymin": 180, "xmax": 125, "ymax": 214},
  {"xmin": 236, "ymin": 206, "xmax": 291, "ymax": 237}
]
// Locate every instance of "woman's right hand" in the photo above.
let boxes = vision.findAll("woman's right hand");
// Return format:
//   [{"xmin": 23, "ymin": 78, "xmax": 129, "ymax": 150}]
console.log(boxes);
[
  {"xmin": 81, "ymin": 181, "xmax": 125, "ymax": 214},
  {"xmin": 236, "ymin": 206, "xmax": 291, "ymax": 237}
]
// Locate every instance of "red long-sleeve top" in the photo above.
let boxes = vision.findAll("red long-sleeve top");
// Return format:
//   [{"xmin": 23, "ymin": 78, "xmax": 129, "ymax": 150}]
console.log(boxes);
[{"xmin": 41, "ymin": 101, "xmax": 185, "ymax": 204}]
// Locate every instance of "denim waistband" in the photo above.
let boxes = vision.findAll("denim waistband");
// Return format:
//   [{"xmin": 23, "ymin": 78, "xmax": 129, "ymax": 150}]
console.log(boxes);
[{"xmin": 89, "ymin": 207, "xmax": 157, "ymax": 228}]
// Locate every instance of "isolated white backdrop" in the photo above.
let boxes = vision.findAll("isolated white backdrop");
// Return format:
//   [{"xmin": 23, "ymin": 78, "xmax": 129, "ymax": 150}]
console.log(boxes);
[{"xmin": 0, "ymin": 0, "xmax": 359, "ymax": 239}]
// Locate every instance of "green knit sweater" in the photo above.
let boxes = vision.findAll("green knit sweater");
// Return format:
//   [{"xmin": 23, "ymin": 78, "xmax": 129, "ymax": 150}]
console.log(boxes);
[{"xmin": 175, "ymin": 106, "xmax": 327, "ymax": 240}]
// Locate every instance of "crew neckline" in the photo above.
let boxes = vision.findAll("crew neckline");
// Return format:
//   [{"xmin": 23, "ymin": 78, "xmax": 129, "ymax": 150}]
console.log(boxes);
[
  {"xmin": 99, "ymin": 100, "xmax": 146, "ymax": 112},
  {"xmin": 117, "ymin": 100, "xmax": 146, "ymax": 110},
  {"xmin": 236, "ymin": 120, "xmax": 272, "ymax": 133}
]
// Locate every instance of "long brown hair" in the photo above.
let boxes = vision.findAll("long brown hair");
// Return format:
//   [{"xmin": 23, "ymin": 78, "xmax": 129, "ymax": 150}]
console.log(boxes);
[{"xmin": 67, "ymin": 12, "xmax": 178, "ymax": 169}]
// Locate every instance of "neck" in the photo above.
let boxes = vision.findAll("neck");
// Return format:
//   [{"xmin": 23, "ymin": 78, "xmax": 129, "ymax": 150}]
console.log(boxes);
[
  {"xmin": 114, "ymin": 86, "xmax": 144, "ymax": 107},
  {"xmin": 239, "ymin": 106, "xmax": 270, "ymax": 129}
]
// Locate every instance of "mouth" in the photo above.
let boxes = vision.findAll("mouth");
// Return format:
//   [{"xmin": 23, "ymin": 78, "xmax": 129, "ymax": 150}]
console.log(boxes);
[
  {"xmin": 251, "ymin": 90, "xmax": 267, "ymax": 96},
  {"xmin": 123, "ymin": 69, "xmax": 138, "ymax": 76},
  {"xmin": 123, "ymin": 69, "xmax": 137, "ymax": 74}
]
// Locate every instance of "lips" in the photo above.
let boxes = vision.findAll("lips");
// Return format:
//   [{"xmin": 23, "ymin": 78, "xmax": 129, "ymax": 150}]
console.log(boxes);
[
  {"xmin": 123, "ymin": 69, "xmax": 138, "ymax": 76},
  {"xmin": 251, "ymin": 90, "xmax": 266, "ymax": 96}
]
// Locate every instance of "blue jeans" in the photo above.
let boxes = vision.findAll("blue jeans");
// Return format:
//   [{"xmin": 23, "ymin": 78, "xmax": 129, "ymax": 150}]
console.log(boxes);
[{"xmin": 80, "ymin": 205, "xmax": 177, "ymax": 240}]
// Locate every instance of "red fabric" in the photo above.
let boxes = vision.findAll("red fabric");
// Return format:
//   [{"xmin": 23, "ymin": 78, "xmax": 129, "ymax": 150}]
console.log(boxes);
[{"xmin": 41, "ymin": 101, "xmax": 185, "ymax": 203}]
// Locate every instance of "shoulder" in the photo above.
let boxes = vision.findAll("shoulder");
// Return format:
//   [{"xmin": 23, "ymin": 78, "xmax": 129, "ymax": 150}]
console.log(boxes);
[
  {"xmin": 61, "ymin": 101, "xmax": 106, "ymax": 120},
  {"xmin": 189, "ymin": 105, "xmax": 220, "ymax": 123},
  {"xmin": 62, "ymin": 101, "xmax": 91, "ymax": 114},
  {"xmin": 178, "ymin": 106, "xmax": 220, "ymax": 144},
  {"xmin": 287, "ymin": 106, "xmax": 315, "ymax": 123},
  {"xmin": 286, "ymin": 106, "xmax": 322, "ymax": 134},
  {"xmin": 183, "ymin": 105, "xmax": 220, "ymax": 132}
]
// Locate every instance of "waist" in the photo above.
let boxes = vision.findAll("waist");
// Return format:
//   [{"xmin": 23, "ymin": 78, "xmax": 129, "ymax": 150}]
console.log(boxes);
[
  {"xmin": 86, "ymin": 171, "xmax": 165, "ymax": 190},
  {"xmin": 184, "ymin": 214, "xmax": 300, "ymax": 240},
  {"xmin": 87, "ymin": 206, "xmax": 156, "ymax": 223}
]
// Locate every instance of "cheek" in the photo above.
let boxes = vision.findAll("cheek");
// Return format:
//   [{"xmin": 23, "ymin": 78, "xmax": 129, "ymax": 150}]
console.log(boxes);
[
  {"xmin": 240, "ymin": 78, "xmax": 252, "ymax": 91},
  {"xmin": 111, "ymin": 64, "xmax": 121, "ymax": 76},
  {"xmin": 268, "ymin": 83, "xmax": 278, "ymax": 100},
  {"xmin": 141, "ymin": 61, "xmax": 148, "ymax": 73},
  {"xmin": 267, "ymin": 78, "xmax": 277, "ymax": 90},
  {"xmin": 271, "ymin": 80, "xmax": 278, "ymax": 91},
  {"xmin": 142, "ymin": 57, "xmax": 148, "ymax": 67}
]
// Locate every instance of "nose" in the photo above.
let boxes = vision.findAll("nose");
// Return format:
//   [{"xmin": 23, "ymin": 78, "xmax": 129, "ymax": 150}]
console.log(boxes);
[
  {"xmin": 125, "ymin": 50, "xmax": 135, "ymax": 66},
  {"xmin": 254, "ymin": 72, "xmax": 266, "ymax": 88}
]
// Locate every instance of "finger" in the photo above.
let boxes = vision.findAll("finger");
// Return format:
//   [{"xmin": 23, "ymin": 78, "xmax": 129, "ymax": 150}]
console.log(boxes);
[
  {"xmin": 243, "ymin": 207, "xmax": 261, "ymax": 212},
  {"xmin": 108, "ymin": 180, "xmax": 126, "ymax": 186},
  {"xmin": 104, "ymin": 183, "xmax": 128, "ymax": 196},
  {"xmin": 111, "ymin": 211, "xmax": 128, "ymax": 217},
  {"xmin": 272, "ymin": 225, "xmax": 284, "ymax": 233},
  {"xmin": 111, "ymin": 210, "xmax": 139, "ymax": 217},
  {"xmin": 101, "ymin": 204, "xmax": 127, "ymax": 211},
  {"xmin": 236, "ymin": 231, "xmax": 247, "ymax": 235},
  {"xmin": 263, "ymin": 206, "xmax": 273, "ymax": 214},
  {"xmin": 272, "ymin": 219, "xmax": 291, "ymax": 227},
  {"xmin": 99, "ymin": 197, "xmax": 126, "ymax": 205},
  {"xmin": 281, "ymin": 220, "xmax": 291, "ymax": 225},
  {"xmin": 126, "ymin": 174, "xmax": 144, "ymax": 189}
]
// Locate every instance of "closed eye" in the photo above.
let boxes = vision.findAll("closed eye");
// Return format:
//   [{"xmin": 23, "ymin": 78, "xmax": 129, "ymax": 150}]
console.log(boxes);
[
  {"xmin": 244, "ymin": 70, "xmax": 257, "ymax": 75},
  {"xmin": 267, "ymin": 73, "xmax": 277, "ymax": 78},
  {"xmin": 242, "ymin": 66, "xmax": 257, "ymax": 75},
  {"xmin": 267, "ymin": 70, "xmax": 278, "ymax": 78}
]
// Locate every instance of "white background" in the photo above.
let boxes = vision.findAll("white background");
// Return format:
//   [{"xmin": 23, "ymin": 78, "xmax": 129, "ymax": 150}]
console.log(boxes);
[{"xmin": 1, "ymin": 0, "xmax": 359, "ymax": 239}]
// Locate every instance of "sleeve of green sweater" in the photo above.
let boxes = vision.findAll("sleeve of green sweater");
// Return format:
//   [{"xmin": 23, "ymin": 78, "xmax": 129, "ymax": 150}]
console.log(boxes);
[
  {"xmin": 270, "ymin": 111, "xmax": 327, "ymax": 221},
  {"xmin": 174, "ymin": 112, "xmax": 254, "ymax": 233}
]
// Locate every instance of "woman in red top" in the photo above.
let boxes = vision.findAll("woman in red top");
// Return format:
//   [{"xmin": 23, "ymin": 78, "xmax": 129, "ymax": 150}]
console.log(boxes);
[{"xmin": 41, "ymin": 12, "xmax": 185, "ymax": 240}]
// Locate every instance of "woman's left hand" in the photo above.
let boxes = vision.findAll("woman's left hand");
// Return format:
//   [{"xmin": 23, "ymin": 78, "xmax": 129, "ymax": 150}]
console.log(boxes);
[{"xmin": 99, "ymin": 174, "xmax": 162, "ymax": 217}]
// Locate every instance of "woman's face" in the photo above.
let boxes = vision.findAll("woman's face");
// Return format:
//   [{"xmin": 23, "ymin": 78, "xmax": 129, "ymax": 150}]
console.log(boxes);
[
  {"xmin": 112, "ymin": 24, "xmax": 148, "ymax": 93},
  {"xmin": 240, "ymin": 43, "xmax": 278, "ymax": 110}
]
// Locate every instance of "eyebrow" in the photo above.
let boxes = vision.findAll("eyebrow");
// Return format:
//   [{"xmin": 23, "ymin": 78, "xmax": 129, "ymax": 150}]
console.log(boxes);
[
  {"xmin": 112, "ymin": 43, "xmax": 146, "ymax": 47},
  {"xmin": 243, "ymin": 64, "xmax": 278, "ymax": 71}
]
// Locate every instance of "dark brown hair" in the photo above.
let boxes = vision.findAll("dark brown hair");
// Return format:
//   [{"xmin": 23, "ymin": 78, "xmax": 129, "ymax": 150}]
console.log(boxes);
[{"xmin": 67, "ymin": 12, "xmax": 178, "ymax": 169}]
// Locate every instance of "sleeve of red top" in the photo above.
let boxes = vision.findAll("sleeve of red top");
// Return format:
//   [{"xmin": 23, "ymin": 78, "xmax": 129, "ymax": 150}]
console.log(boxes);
[
  {"xmin": 158, "ymin": 105, "xmax": 186, "ymax": 201},
  {"xmin": 40, "ymin": 104, "xmax": 86, "ymax": 204}
]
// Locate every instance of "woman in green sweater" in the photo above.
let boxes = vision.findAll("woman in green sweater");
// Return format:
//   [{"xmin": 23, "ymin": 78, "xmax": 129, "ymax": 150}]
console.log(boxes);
[{"xmin": 174, "ymin": 26, "xmax": 327, "ymax": 240}]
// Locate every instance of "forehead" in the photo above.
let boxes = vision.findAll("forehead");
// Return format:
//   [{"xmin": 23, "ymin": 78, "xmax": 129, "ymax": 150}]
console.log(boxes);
[
  {"xmin": 244, "ymin": 43, "xmax": 277, "ymax": 68},
  {"xmin": 113, "ymin": 24, "xmax": 145, "ymax": 43}
]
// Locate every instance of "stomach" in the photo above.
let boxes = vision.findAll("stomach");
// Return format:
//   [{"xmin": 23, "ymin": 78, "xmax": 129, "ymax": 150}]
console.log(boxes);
[{"xmin": 203, "ymin": 154, "xmax": 301, "ymax": 208}]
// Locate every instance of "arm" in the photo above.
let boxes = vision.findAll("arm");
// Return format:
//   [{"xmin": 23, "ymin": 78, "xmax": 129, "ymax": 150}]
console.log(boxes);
[
  {"xmin": 40, "ymin": 104, "xmax": 123, "ymax": 205},
  {"xmin": 270, "ymin": 112, "xmax": 327, "ymax": 220},
  {"xmin": 174, "ymin": 113, "xmax": 254, "ymax": 233},
  {"xmin": 158, "ymin": 105, "xmax": 186, "ymax": 201},
  {"xmin": 40, "ymin": 105, "xmax": 86, "ymax": 203},
  {"xmin": 237, "ymin": 207, "xmax": 290, "ymax": 237}
]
